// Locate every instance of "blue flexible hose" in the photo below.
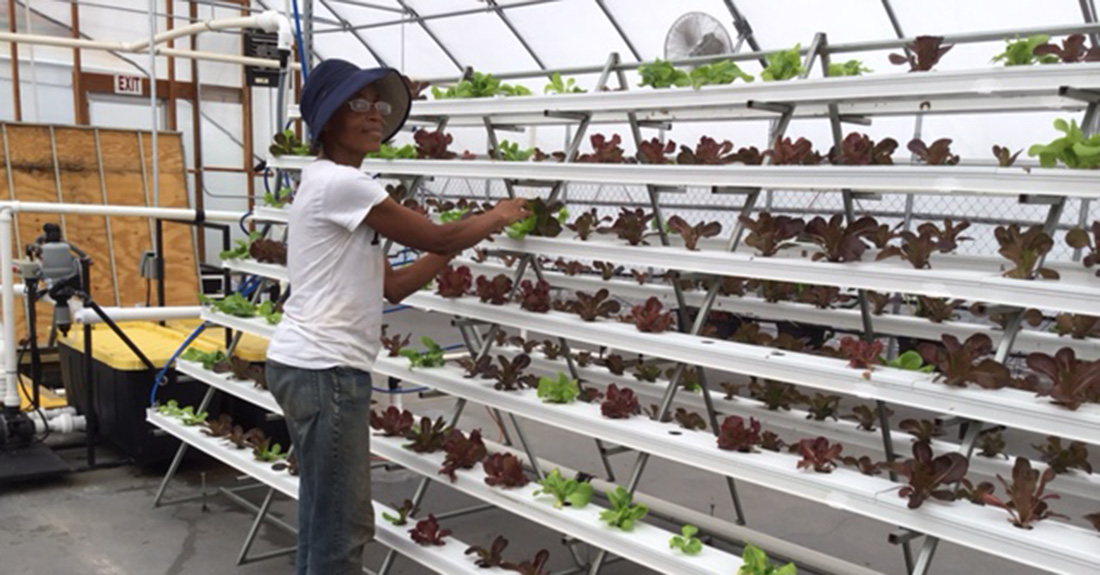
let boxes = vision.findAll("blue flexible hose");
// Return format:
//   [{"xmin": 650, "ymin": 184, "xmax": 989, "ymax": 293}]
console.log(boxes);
[
  {"xmin": 149, "ymin": 323, "xmax": 208, "ymax": 407},
  {"xmin": 291, "ymin": 0, "xmax": 308, "ymax": 83}
]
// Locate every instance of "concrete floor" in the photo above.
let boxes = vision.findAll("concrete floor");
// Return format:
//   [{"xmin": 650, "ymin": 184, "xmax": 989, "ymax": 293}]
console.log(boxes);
[{"xmin": 0, "ymin": 308, "xmax": 1082, "ymax": 575}]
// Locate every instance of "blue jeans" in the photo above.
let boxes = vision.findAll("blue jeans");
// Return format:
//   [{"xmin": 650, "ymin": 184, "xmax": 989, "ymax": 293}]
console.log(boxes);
[{"xmin": 267, "ymin": 360, "xmax": 374, "ymax": 575}]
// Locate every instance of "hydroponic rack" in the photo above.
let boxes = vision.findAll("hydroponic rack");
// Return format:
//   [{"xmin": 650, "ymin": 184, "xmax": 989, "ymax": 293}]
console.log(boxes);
[{"xmin": 187, "ymin": 29, "xmax": 1100, "ymax": 575}]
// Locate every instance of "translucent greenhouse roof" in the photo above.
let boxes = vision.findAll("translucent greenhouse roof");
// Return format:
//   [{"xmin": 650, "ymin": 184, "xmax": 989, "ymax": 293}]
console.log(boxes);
[{"xmin": 310, "ymin": 0, "xmax": 1100, "ymax": 79}]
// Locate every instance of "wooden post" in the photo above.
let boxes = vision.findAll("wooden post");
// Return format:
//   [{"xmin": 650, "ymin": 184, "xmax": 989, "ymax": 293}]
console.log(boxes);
[
  {"xmin": 165, "ymin": 0, "xmax": 177, "ymax": 130},
  {"xmin": 8, "ymin": 0, "xmax": 21, "ymax": 121},
  {"xmin": 240, "ymin": 1, "xmax": 254, "ymax": 215},
  {"xmin": 189, "ymin": 0, "xmax": 205, "ymax": 261},
  {"xmin": 71, "ymin": 2, "xmax": 87, "ymax": 124}
]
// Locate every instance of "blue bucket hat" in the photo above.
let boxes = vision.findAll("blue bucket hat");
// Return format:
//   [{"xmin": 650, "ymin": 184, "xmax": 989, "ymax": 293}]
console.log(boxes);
[{"xmin": 299, "ymin": 59, "xmax": 412, "ymax": 145}]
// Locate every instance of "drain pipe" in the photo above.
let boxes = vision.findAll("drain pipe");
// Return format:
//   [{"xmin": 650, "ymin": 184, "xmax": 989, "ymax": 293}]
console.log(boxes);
[
  {"xmin": 1, "ymin": 208, "xmax": 18, "ymax": 412},
  {"xmin": 28, "ymin": 410, "xmax": 86, "ymax": 435}
]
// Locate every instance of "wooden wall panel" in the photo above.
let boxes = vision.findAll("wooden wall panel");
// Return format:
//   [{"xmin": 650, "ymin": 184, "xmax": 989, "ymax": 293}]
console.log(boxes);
[
  {"xmin": 54, "ymin": 127, "xmax": 116, "ymax": 306},
  {"xmin": 139, "ymin": 133, "xmax": 199, "ymax": 305},
  {"xmin": 98, "ymin": 129, "xmax": 153, "ymax": 308},
  {"xmin": 5, "ymin": 125, "xmax": 60, "ymax": 340}
]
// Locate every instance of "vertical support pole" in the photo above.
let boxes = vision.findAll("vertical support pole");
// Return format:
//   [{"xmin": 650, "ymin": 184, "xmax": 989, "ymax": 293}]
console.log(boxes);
[
  {"xmin": 164, "ymin": 0, "xmax": 177, "ymax": 131},
  {"xmin": 0, "ymin": 209, "xmax": 17, "ymax": 412},
  {"xmin": 236, "ymin": 487, "xmax": 278, "ymax": 565},
  {"xmin": 241, "ymin": 2, "xmax": 255, "ymax": 213},
  {"xmin": 148, "ymin": 0, "xmax": 160, "ymax": 207},
  {"xmin": 83, "ymin": 322, "xmax": 96, "ymax": 467},
  {"xmin": 71, "ymin": 2, "xmax": 86, "ymax": 125},
  {"xmin": 7, "ymin": 0, "xmax": 21, "ymax": 122},
  {"xmin": 189, "ymin": 0, "xmax": 206, "ymax": 262}
]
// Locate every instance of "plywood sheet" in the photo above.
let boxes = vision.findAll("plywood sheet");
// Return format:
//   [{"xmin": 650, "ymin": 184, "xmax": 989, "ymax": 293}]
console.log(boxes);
[
  {"xmin": 99, "ymin": 129, "xmax": 153, "ymax": 308},
  {"xmin": 139, "ymin": 133, "xmax": 199, "ymax": 305},
  {"xmin": 54, "ymin": 127, "xmax": 116, "ymax": 306},
  {"xmin": 5, "ymin": 125, "xmax": 61, "ymax": 341}
]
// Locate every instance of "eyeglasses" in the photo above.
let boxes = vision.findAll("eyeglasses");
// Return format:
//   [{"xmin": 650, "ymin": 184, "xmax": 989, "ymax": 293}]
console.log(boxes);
[{"xmin": 346, "ymin": 98, "xmax": 393, "ymax": 116}]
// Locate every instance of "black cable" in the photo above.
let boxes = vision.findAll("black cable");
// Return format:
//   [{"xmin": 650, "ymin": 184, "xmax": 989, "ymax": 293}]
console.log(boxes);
[{"xmin": 15, "ymin": 338, "xmax": 50, "ymax": 444}]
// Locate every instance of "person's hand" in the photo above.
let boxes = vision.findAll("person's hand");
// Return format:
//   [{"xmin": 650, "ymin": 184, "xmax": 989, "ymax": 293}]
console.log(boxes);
[{"xmin": 489, "ymin": 197, "xmax": 531, "ymax": 228}]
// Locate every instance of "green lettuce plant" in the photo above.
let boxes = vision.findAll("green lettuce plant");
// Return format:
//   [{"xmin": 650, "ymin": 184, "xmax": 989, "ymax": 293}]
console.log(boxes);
[
  {"xmin": 739, "ymin": 544, "xmax": 796, "ymax": 575},
  {"xmin": 639, "ymin": 59, "xmax": 690, "ymax": 88},
  {"xmin": 533, "ymin": 468, "xmax": 593, "ymax": 509},
  {"xmin": 827, "ymin": 59, "xmax": 871, "ymax": 77},
  {"xmin": 599, "ymin": 487, "xmax": 648, "ymax": 531},
  {"xmin": 496, "ymin": 140, "xmax": 536, "ymax": 162},
  {"xmin": 761, "ymin": 44, "xmax": 804, "ymax": 81},
  {"xmin": 544, "ymin": 72, "xmax": 584, "ymax": 94},
  {"xmin": 668, "ymin": 524, "xmax": 703, "ymax": 555},
  {"xmin": 400, "ymin": 337, "xmax": 446, "ymax": 369},
  {"xmin": 689, "ymin": 60, "xmax": 754, "ymax": 88},
  {"xmin": 1028, "ymin": 118, "xmax": 1100, "ymax": 169},
  {"xmin": 431, "ymin": 71, "xmax": 531, "ymax": 99},
  {"xmin": 992, "ymin": 35, "xmax": 1060, "ymax": 66},
  {"xmin": 367, "ymin": 144, "xmax": 418, "ymax": 160},
  {"xmin": 536, "ymin": 373, "xmax": 579, "ymax": 404}
]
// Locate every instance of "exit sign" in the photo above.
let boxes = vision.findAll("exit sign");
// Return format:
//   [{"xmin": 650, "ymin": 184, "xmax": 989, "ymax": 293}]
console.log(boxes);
[{"xmin": 113, "ymin": 75, "xmax": 144, "ymax": 96}]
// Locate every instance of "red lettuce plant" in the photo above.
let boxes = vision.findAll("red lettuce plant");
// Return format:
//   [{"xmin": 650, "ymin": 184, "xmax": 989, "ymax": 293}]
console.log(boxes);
[
  {"xmin": 877, "ymin": 219, "xmax": 971, "ymax": 269},
  {"xmin": 404, "ymin": 416, "xmax": 449, "ymax": 453},
  {"xmin": 803, "ymin": 393, "xmax": 842, "ymax": 422},
  {"xmin": 884, "ymin": 441, "xmax": 969, "ymax": 509},
  {"xmin": 1066, "ymin": 222, "xmax": 1099, "ymax": 277},
  {"xmin": 674, "ymin": 408, "xmax": 707, "ymax": 431},
  {"xmin": 599, "ymin": 354, "xmax": 629, "ymax": 376},
  {"xmin": 627, "ymin": 297, "xmax": 674, "ymax": 333},
  {"xmin": 1034, "ymin": 33, "xmax": 1100, "ymax": 63},
  {"xmin": 637, "ymin": 137, "xmax": 676, "ymax": 164},
  {"xmin": 845, "ymin": 404, "xmax": 892, "ymax": 432},
  {"xmin": 517, "ymin": 280, "xmax": 551, "ymax": 313},
  {"xmin": 890, "ymin": 36, "xmax": 953, "ymax": 71},
  {"xmin": 554, "ymin": 258, "xmax": 590, "ymax": 277},
  {"xmin": 907, "ymin": 138, "xmax": 959, "ymax": 165},
  {"xmin": 797, "ymin": 285, "xmax": 851, "ymax": 309},
  {"xmin": 486, "ymin": 354, "xmax": 535, "ymax": 392},
  {"xmin": 749, "ymin": 380, "xmax": 806, "ymax": 411},
  {"xmin": 995, "ymin": 224, "xmax": 1059, "ymax": 279},
  {"xmin": 456, "ymin": 355, "xmax": 493, "ymax": 378},
  {"xmin": 502, "ymin": 550, "xmax": 551, "ymax": 575},
  {"xmin": 483, "ymin": 453, "xmax": 530, "ymax": 488},
  {"xmin": 569, "ymin": 289, "xmax": 621, "ymax": 321},
  {"xmin": 599, "ymin": 208, "xmax": 656, "ymax": 245},
  {"xmin": 1027, "ymin": 348, "xmax": 1100, "ymax": 410},
  {"xmin": 436, "ymin": 266, "xmax": 472, "ymax": 298},
  {"xmin": 900, "ymin": 419, "xmax": 943, "ymax": 443},
  {"xmin": 914, "ymin": 296, "xmax": 966, "ymax": 323},
  {"xmin": 370, "ymin": 406, "xmax": 415, "ymax": 437},
  {"xmin": 830, "ymin": 133, "xmax": 898, "ymax": 165},
  {"xmin": 760, "ymin": 431, "xmax": 787, "ymax": 452},
  {"xmin": 993, "ymin": 144, "xmax": 1022, "ymax": 167},
  {"xmin": 717, "ymin": 416, "xmax": 762, "ymax": 452},
  {"xmin": 667, "ymin": 216, "xmax": 722, "ymax": 250},
  {"xmin": 476, "ymin": 274, "xmax": 513, "ymax": 305},
  {"xmin": 381, "ymin": 325, "xmax": 411, "ymax": 357},
  {"xmin": 465, "ymin": 536, "xmax": 508, "ymax": 568},
  {"xmin": 764, "ymin": 137, "xmax": 824, "ymax": 165},
  {"xmin": 978, "ymin": 429, "xmax": 1008, "ymax": 459},
  {"xmin": 676, "ymin": 136, "xmax": 738, "ymax": 165},
  {"xmin": 804, "ymin": 215, "xmax": 878, "ymax": 262},
  {"xmin": 249, "ymin": 239, "xmax": 287, "ymax": 265},
  {"xmin": 1086, "ymin": 512, "xmax": 1100, "ymax": 532},
  {"xmin": 919, "ymin": 334, "xmax": 1012, "ymax": 389},
  {"xmin": 1033, "ymin": 436, "xmax": 1092, "ymax": 475},
  {"xmin": 740, "ymin": 213, "xmax": 805, "ymax": 257},
  {"xmin": 600, "ymin": 384, "xmax": 640, "ymax": 419},
  {"xmin": 1053, "ymin": 313, "xmax": 1100, "ymax": 339},
  {"xmin": 439, "ymin": 428, "xmax": 488, "ymax": 481},
  {"xmin": 982, "ymin": 457, "xmax": 1066, "ymax": 529},
  {"xmin": 630, "ymin": 269, "xmax": 651, "ymax": 285},
  {"xmin": 409, "ymin": 514, "xmax": 451, "ymax": 546},
  {"xmin": 414, "ymin": 129, "xmax": 457, "ymax": 160},
  {"xmin": 577, "ymin": 134, "xmax": 630, "ymax": 164},
  {"xmin": 838, "ymin": 336, "xmax": 884, "ymax": 370},
  {"xmin": 796, "ymin": 437, "xmax": 843, "ymax": 473},
  {"xmin": 731, "ymin": 146, "xmax": 765, "ymax": 165},
  {"xmin": 592, "ymin": 261, "xmax": 623, "ymax": 281},
  {"xmin": 567, "ymin": 208, "xmax": 611, "ymax": 240},
  {"xmin": 843, "ymin": 455, "xmax": 884, "ymax": 476}
]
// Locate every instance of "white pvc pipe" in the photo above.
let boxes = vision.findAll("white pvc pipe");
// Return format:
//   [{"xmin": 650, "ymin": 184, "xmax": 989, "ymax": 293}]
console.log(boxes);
[
  {"xmin": 75, "ymin": 306, "xmax": 202, "ymax": 325},
  {"xmin": 0, "ymin": 201, "xmax": 244, "ymax": 222},
  {"xmin": 0, "ymin": 11, "xmax": 297, "ymax": 70},
  {"xmin": 1, "ymin": 209, "xmax": 18, "ymax": 410}
]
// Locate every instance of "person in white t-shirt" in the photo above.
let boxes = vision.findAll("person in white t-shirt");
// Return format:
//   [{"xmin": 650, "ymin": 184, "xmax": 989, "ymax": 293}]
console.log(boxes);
[{"xmin": 265, "ymin": 59, "xmax": 529, "ymax": 575}]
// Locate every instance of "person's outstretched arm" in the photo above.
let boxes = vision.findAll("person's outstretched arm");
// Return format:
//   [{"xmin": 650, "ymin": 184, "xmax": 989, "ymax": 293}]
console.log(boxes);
[
  {"xmin": 381, "ymin": 254, "xmax": 454, "ymax": 304},
  {"xmin": 365, "ymin": 197, "xmax": 529, "ymax": 255}
]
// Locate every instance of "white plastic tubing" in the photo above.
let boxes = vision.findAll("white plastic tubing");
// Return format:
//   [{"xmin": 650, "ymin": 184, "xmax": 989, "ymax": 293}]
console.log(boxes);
[
  {"xmin": 0, "ymin": 10, "xmax": 295, "ymax": 69},
  {"xmin": 0, "ymin": 203, "xmax": 246, "ymax": 410}
]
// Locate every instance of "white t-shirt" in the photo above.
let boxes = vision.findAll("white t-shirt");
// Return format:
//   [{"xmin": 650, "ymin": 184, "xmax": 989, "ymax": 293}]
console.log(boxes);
[{"xmin": 266, "ymin": 159, "xmax": 387, "ymax": 373}]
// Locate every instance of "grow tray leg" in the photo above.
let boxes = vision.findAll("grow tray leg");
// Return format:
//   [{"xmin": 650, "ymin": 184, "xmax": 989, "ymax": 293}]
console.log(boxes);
[{"xmin": 153, "ymin": 385, "xmax": 217, "ymax": 507}]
